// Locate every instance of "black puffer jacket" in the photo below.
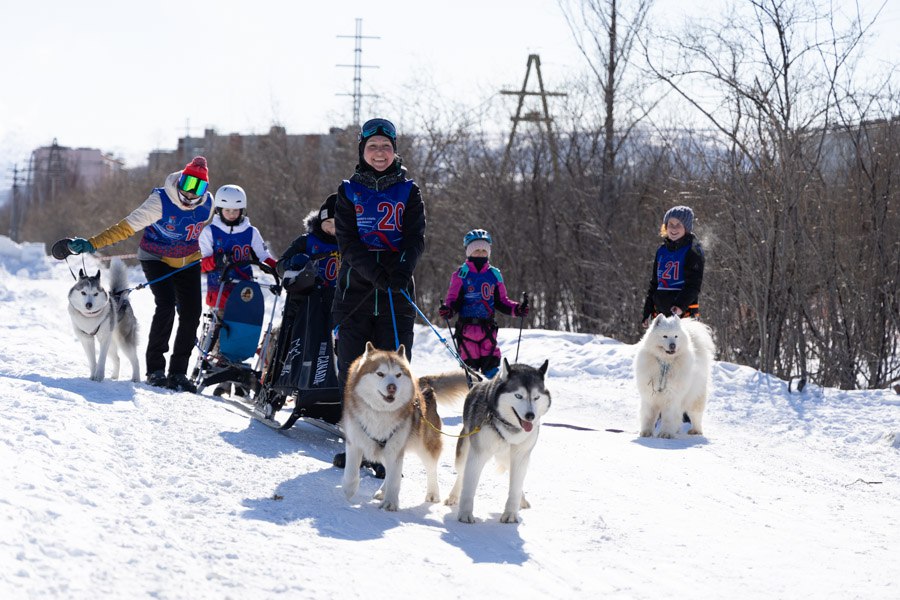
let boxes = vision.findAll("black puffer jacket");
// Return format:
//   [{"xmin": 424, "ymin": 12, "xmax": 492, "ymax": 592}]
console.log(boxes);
[
  {"xmin": 332, "ymin": 160, "xmax": 426, "ymax": 321},
  {"xmin": 642, "ymin": 233, "xmax": 705, "ymax": 320}
]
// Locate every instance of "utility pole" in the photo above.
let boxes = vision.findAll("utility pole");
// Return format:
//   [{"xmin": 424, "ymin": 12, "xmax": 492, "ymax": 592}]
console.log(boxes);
[
  {"xmin": 500, "ymin": 54, "xmax": 567, "ymax": 178},
  {"xmin": 337, "ymin": 18, "xmax": 380, "ymax": 128},
  {"xmin": 8, "ymin": 163, "xmax": 27, "ymax": 243}
]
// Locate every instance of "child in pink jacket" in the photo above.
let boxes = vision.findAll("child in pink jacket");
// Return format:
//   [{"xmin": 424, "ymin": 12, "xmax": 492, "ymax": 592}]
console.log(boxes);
[{"xmin": 439, "ymin": 229, "xmax": 528, "ymax": 378}]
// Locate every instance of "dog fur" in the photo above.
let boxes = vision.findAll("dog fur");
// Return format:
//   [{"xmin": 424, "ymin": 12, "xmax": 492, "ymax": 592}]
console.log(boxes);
[
  {"xmin": 340, "ymin": 342, "xmax": 468, "ymax": 511},
  {"xmin": 67, "ymin": 258, "xmax": 140, "ymax": 382},
  {"xmin": 634, "ymin": 314, "xmax": 715, "ymax": 438},
  {"xmin": 445, "ymin": 358, "xmax": 552, "ymax": 524}
]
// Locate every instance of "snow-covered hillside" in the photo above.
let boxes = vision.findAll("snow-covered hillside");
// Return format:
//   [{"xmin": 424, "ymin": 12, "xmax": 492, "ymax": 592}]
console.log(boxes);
[{"xmin": 0, "ymin": 236, "xmax": 897, "ymax": 599}]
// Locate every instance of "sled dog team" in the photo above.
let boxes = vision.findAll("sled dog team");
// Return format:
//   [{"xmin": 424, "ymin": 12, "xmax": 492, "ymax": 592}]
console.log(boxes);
[
  {"xmin": 62, "ymin": 117, "xmax": 714, "ymax": 522},
  {"xmin": 67, "ymin": 264, "xmax": 714, "ymax": 522}
]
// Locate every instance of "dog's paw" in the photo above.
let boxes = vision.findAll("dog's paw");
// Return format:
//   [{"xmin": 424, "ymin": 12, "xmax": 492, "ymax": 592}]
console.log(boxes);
[
  {"xmin": 91, "ymin": 373, "xmax": 104, "ymax": 382},
  {"xmin": 379, "ymin": 498, "xmax": 400, "ymax": 511},
  {"xmin": 373, "ymin": 488, "xmax": 384, "ymax": 501},
  {"xmin": 500, "ymin": 511, "xmax": 520, "ymax": 523},
  {"xmin": 457, "ymin": 510, "xmax": 476, "ymax": 524},
  {"xmin": 639, "ymin": 429, "xmax": 652, "ymax": 437},
  {"xmin": 519, "ymin": 496, "xmax": 531, "ymax": 510},
  {"xmin": 444, "ymin": 494, "xmax": 459, "ymax": 506},
  {"xmin": 342, "ymin": 478, "xmax": 360, "ymax": 501},
  {"xmin": 658, "ymin": 431, "xmax": 674, "ymax": 439},
  {"xmin": 687, "ymin": 428, "xmax": 703, "ymax": 435},
  {"xmin": 425, "ymin": 491, "xmax": 440, "ymax": 503}
]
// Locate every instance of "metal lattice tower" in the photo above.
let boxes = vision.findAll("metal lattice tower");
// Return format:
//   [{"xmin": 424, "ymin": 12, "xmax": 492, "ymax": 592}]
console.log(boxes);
[
  {"xmin": 500, "ymin": 54, "xmax": 567, "ymax": 177},
  {"xmin": 337, "ymin": 18, "xmax": 380, "ymax": 127}
]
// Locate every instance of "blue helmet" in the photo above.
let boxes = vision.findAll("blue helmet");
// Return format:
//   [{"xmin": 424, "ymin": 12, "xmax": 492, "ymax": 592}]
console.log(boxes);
[{"xmin": 463, "ymin": 229, "xmax": 492, "ymax": 248}]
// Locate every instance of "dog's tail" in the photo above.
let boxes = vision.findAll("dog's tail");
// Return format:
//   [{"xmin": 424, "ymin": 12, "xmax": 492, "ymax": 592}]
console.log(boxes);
[
  {"xmin": 108, "ymin": 258, "xmax": 130, "ymax": 296},
  {"xmin": 417, "ymin": 370, "xmax": 471, "ymax": 407}
]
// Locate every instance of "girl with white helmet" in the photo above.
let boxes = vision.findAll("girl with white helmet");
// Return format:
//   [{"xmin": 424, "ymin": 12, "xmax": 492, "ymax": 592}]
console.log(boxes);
[{"xmin": 198, "ymin": 184, "xmax": 278, "ymax": 310}]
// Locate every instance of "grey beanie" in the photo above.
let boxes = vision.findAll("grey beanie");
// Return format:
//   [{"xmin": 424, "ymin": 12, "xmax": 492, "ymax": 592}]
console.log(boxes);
[{"xmin": 663, "ymin": 205, "xmax": 694, "ymax": 233}]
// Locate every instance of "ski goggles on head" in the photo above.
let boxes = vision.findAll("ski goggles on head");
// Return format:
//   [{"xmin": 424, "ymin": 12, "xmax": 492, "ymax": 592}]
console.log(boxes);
[
  {"xmin": 178, "ymin": 174, "xmax": 208, "ymax": 196},
  {"xmin": 359, "ymin": 118, "xmax": 397, "ymax": 141}
]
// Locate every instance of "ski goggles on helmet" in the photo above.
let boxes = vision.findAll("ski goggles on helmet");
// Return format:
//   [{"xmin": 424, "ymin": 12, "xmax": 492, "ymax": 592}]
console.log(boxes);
[
  {"xmin": 360, "ymin": 118, "xmax": 397, "ymax": 141},
  {"xmin": 178, "ymin": 174, "xmax": 209, "ymax": 197}
]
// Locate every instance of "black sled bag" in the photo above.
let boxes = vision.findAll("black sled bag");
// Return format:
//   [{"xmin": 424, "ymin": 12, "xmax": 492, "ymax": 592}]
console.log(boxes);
[{"xmin": 272, "ymin": 288, "xmax": 341, "ymax": 422}]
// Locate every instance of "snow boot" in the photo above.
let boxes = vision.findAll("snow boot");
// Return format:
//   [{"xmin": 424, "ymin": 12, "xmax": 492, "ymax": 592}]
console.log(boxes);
[{"xmin": 168, "ymin": 373, "xmax": 198, "ymax": 393}]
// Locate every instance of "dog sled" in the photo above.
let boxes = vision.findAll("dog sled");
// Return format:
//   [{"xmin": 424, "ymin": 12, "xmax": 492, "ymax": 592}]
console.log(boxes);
[{"xmin": 191, "ymin": 259, "xmax": 343, "ymax": 437}]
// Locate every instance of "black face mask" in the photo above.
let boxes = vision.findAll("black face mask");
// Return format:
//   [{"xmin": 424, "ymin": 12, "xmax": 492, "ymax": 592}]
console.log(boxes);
[{"xmin": 468, "ymin": 256, "xmax": 489, "ymax": 270}]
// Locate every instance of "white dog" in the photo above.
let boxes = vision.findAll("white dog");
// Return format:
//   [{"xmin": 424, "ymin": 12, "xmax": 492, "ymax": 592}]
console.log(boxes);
[
  {"xmin": 67, "ymin": 258, "xmax": 140, "ymax": 382},
  {"xmin": 634, "ymin": 315, "xmax": 715, "ymax": 438}
]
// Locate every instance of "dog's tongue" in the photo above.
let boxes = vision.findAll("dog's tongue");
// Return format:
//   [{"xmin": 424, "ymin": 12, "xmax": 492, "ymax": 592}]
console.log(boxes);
[{"xmin": 520, "ymin": 418, "xmax": 533, "ymax": 432}]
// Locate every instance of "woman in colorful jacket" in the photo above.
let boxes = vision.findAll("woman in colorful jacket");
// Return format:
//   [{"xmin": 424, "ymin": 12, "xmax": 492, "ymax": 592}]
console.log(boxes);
[
  {"xmin": 54, "ymin": 157, "xmax": 213, "ymax": 392},
  {"xmin": 331, "ymin": 118, "xmax": 426, "ymax": 394}
]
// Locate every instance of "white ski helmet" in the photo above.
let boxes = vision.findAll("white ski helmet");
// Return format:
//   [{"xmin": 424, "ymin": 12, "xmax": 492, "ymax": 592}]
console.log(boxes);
[{"xmin": 214, "ymin": 185, "xmax": 247, "ymax": 210}]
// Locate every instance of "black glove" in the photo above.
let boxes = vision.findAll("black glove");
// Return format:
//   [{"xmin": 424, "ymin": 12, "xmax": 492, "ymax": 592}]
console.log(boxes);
[
  {"xmin": 259, "ymin": 262, "xmax": 277, "ymax": 276},
  {"xmin": 514, "ymin": 301, "xmax": 529, "ymax": 318},
  {"xmin": 439, "ymin": 304, "xmax": 453, "ymax": 319},
  {"xmin": 214, "ymin": 253, "xmax": 231, "ymax": 270}
]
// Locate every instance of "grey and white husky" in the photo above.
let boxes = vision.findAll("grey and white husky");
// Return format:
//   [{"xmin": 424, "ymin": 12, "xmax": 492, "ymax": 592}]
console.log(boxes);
[
  {"xmin": 446, "ymin": 358, "xmax": 552, "ymax": 524},
  {"xmin": 67, "ymin": 258, "xmax": 140, "ymax": 382}
]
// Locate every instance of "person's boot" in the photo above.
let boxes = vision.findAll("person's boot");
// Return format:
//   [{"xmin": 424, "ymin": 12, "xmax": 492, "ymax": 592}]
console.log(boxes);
[
  {"xmin": 168, "ymin": 373, "xmax": 198, "ymax": 393},
  {"xmin": 146, "ymin": 370, "xmax": 169, "ymax": 388}
]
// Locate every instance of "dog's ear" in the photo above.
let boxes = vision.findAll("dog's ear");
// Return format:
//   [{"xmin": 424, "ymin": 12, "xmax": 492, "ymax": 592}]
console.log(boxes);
[
  {"xmin": 500, "ymin": 358, "xmax": 511, "ymax": 378},
  {"xmin": 79, "ymin": 269, "xmax": 86, "ymax": 279},
  {"xmin": 396, "ymin": 344, "xmax": 406, "ymax": 358},
  {"xmin": 538, "ymin": 359, "xmax": 549, "ymax": 378},
  {"xmin": 652, "ymin": 314, "xmax": 665, "ymax": 327},
  {"xmin": 93, "ymin": 270, "xmax": 101, "ymax": 279},
  {"xmin": 364, "ymin": 341, "xmax": 376, "ymax": 355}
]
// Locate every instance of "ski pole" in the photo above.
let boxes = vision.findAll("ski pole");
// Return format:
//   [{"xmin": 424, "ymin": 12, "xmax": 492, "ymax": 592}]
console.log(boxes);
[
  {"xmin": 399, "ymin": 289, "xmax": 477, "ymax": 376},
  {"xmin": 387, "ymin": 287, "xmax": 400, "ymax": 351},
  {"xmin": 514, "ymin": 292, "xmax": 528, "ymax": 363}
]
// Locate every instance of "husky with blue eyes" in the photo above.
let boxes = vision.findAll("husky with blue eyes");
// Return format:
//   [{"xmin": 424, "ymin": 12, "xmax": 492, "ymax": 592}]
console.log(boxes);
[{"xmin": 445, "ymin": 358, "xmax": 551, "ymax": 524}]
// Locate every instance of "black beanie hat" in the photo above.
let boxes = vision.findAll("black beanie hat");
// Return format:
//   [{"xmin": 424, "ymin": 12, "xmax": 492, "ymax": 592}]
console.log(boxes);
[{"xmin": 319, "ymin": 193, "xmax": 337, "ymax": 221}]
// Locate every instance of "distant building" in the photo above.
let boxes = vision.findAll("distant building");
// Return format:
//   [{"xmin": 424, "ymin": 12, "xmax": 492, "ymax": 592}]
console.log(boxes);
[
  {"xmin": 30, "ymin": 140, "xmax": 124, "ymax": 190},
  {"xmin": 147, "ymin": 126, "xmax": 352, "ymax": 174}
]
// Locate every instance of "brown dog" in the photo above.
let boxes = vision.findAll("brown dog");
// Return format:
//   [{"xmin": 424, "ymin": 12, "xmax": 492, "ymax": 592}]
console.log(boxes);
[{"xmin": 340, "ymin": 342, "xmax": 467, "ymax": 511}]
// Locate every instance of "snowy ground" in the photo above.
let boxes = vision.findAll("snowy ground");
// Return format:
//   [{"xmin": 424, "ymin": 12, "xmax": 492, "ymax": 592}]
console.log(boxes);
[{"xmin": 0, "ymin": 236, "xmax": 898, "ymax": 600}]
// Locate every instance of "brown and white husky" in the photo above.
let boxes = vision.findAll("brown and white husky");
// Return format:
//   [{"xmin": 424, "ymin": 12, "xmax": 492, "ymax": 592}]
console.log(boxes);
[{"xmin": 340, "ymin": 342, "xmax": 468, "ymax": 511}]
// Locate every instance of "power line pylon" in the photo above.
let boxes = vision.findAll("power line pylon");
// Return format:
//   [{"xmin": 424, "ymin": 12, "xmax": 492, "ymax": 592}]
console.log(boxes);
[
  {"xmin": 500, "ymin": 54, "xmax": 567, "ymax": 177},
  {"xmin": 8, "ymin": 163, "xmax": 27, "ymax": 243},
  {"xmin": 337, "ymin": 18, "xmax": 380, "ymax": 127}
]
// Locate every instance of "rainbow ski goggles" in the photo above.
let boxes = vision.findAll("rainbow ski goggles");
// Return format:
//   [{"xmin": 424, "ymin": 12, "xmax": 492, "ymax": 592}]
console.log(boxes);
[{"xmin": 178, "ymin": 174, "xmax": 208, "ymax": 196}]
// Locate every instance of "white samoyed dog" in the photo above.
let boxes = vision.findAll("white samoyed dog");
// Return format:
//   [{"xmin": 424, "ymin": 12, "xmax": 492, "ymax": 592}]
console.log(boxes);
[{"xmin": 634, "ymin": 315, "xmax": 715, "ymax": 438}]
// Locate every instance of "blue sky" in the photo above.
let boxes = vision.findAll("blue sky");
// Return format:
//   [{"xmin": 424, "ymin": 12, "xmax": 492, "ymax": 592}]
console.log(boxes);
[{"xmin": 1, "ymin": 0, "xmax": 897, "ymax": 179}]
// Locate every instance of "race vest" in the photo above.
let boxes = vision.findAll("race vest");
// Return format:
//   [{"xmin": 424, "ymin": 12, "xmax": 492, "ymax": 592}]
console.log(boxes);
[
  {"xmin": 206, "ymin": 225, "xmax": 255, "ymax": 291},
  {"xmin": 341, "ymin": 179, "xmax": 413, "ymax": 252},
  {"xmin": 140, "ymin": 188, "xmax": 211, "ymax": 258},
  {"xmin": 655, "ymin": 242, "xmax": 691, "ymax": 291},
  {"xmin": 305, "ymin": 233, "xmax": 340, "ymax": 288},
  {"xmin": 458, "ymin": 265, "xmax": 503, "ymax": 320}
]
